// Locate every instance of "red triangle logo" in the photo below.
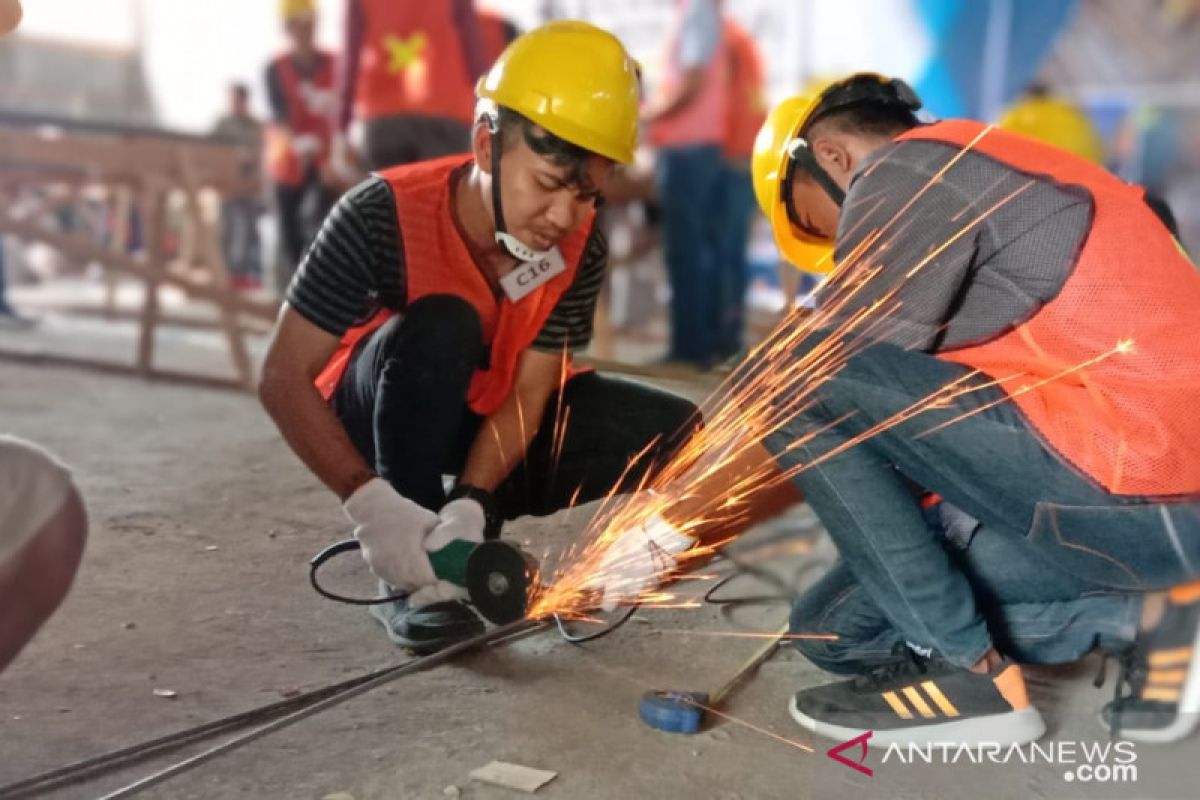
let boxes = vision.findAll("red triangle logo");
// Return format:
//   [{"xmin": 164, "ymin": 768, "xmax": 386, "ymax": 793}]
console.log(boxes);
[{"xmin": 827, "ymin": 730, "xmax": 873, "ymax": 776}]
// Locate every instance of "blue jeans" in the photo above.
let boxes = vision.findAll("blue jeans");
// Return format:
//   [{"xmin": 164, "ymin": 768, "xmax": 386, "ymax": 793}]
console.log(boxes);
[
  {"xmin": 761, "ymin": 337, "xmax": 1200, "ymax": 671},
  {"xmin": 220, "ymin": 198, "xmax": 263, "ymax": 281},
  {"xmin": 656, "ymin": 145, "xmax": 725, "ymax": 366},
  {"xmin": 714, "ymin": 164, "xmax": 756, "ymax": 358}
]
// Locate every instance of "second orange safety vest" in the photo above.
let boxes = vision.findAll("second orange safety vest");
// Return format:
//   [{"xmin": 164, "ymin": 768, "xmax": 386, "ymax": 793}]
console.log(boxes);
[
  {"xmin": 722, "ymin": 20, "xmax": 766, "ymax": 161},
  {"xmin": 899, "ymin": 120, "xmax": 1200, "ymax": 497},
  {"xmin": 265, "ymin": 51, "xmax": 337, "ymax": 187},
  {"xmin": 353, "ymin": 0, "xmax": 477, "ymax": 126}
]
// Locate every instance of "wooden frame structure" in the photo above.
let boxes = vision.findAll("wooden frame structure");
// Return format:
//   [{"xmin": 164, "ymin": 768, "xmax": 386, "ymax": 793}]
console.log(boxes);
[{"xmin": 0, "ymin": 112, "xmax": 278, "ymax": 390}]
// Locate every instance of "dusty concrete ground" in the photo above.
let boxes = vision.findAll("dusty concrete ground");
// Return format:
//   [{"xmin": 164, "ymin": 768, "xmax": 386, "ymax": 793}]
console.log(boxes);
[{"xmin": 2, "ymin": 353, "xmax": 1199, "ymax": 799}]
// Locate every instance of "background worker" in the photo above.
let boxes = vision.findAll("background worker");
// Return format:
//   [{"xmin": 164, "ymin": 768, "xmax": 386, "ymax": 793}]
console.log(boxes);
[
  {"xmin": 644, "ymin": 0, "xmax": 730, "ymax": 370},
  {"xmin": 335, "ymin": 0, "xmax": 486, "ymax": 172},
  {"xmin": 212, "ymin": 82, "xmax": 265, "ymax": 291},
  {"xmin": 477, "ymin": 7, "xmax": 520, "ymax": 63},
  {"xmin": 596, "ymin": 73, "xmax": 1200, "ymax": 747},
  {"xmin": 259, "ymin": 22, "xmax": 699, "ymax": 654},
  {"xmin": 0, "ymin": 1, "xmax": 89, "ymax": 676},
  {"xmin": 998, "ymin": 82, "xmax": 1106, "ymax": 165},
  {"xmin": 265, "ymin": 0, "xmax": 339, "ymax": 291},
  {"xmin": 1000, "ymin": 85, "xmax": 1186, "ymax": 246},
  {"xmin": 713, "ymin": 16, "xmax": 767, "ymax": 360}
]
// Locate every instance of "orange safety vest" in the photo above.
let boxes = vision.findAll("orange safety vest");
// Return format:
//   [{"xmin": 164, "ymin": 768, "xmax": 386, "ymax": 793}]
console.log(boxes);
[
  {"xmin": 353, "ymin": 0, "xmax": 477, "ymax": 126},
  {"xmin": 647, "ymin": 2, "xmax": 730, "ymax": 149},
  {"xmin": 722, "ymin": 20, "xmax": 766, "ymax": 161},
  {"xmin": 265, "ymin": 51, "xmax": 337, "ymax": 186},
  {"xmin": 314, "ymin": 156, "xmax": 595, "ymax": 416},
  {"xmin": 477, "ymin": 9, "xmax": 515, "ymax": 65},
  {"xmin": 899, "ymin": 120, "xmax": 1200, "ymax": 497}
]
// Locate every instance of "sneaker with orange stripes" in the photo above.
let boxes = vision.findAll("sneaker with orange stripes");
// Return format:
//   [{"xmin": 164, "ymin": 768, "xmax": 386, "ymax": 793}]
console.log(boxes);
[
  {"xmin": 1101, "ymin": 580, "xmax": 1200, "ymax": 743},
  {"xmin": 789, "ymin": 647, "xmax": 1046, "ymax": 745}
]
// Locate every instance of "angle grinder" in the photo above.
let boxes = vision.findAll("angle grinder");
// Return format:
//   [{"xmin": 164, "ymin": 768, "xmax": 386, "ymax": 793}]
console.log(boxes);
[{"xmin": 310, "ymin": 537, "xmax": 539, "ymax": 625}]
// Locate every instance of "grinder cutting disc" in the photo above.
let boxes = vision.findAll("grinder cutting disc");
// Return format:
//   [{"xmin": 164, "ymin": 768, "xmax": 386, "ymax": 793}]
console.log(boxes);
[{"xmin": 465, "ymin": 540, "xmax": 537, "ymax": 625}]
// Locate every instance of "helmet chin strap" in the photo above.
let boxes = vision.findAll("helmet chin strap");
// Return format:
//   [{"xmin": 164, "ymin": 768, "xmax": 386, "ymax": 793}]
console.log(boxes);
[
  {"xmin": 785, "ymin": 137, "xmax": 846, "ymax": 211},
  {"xmin": 487, "ymin": 116, "xmax": 557, "ymax": 263}
]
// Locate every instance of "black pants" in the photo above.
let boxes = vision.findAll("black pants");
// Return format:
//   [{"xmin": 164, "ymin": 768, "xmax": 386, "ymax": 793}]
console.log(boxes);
[
  {"xmin": 274, "ymin": 168, "xmax": 337, "ymax": 293},
  {"xmin": 361, "ymin": 114, "xmax": 471, "ymax": 171},
  {"xmin": 331, "ymin": 295, "xmax": 701, "ymax": 518}
]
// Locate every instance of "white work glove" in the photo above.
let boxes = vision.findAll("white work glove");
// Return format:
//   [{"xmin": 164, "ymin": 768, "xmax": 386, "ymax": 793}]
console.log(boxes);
[
  {"xmin": 408, "ymin": 580, "xmax": 470, "ymax": 608},
  {"xmin": 597, "ymin": 514, "xmax": 695, "ymax": 612},
  {"xmin": 291, "ymin": 133, "xmax": 323, "ymax": 160},
  {"xmin": 406, "ymin": 496, "xmax": 487, "ymax": 608},
  {"xmin": 424, "ymin": 496, "xmax": 487, "ymax": 552},
  {"xmin": 343, "ymin": 478, "xmax": 438, "ymax": 594}
]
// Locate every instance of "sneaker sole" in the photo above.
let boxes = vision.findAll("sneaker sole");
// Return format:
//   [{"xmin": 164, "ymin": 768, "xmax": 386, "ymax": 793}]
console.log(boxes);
[
  {"xmin": 1101, "ymin": 613, "xmax": 1200, "ymax": 744},
  {"xmin": 1096, "ymin": 710, "xmax": 1200, "ymax": 744},
  {"xmin": 789, "ymin": 695, "xmax": 1046, "ymax": 746}
]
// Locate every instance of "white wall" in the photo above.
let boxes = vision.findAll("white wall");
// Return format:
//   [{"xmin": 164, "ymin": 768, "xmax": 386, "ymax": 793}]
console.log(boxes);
[{"xmin": 15, "ymin": 0, "xmax": 345, "ymax": 132}]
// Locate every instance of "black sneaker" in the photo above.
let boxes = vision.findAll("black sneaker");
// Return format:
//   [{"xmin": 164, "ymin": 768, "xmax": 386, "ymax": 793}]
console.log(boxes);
[
  {"xmin": 789, "ymin": 647, "xmax": 1045, "ymax": 745},
  {"xmin": 368, "ymin": 586, "xmax": 485, "ymax": 655},
  {"xmin": 1101, "ymin": 581, "xmax": 1200, "ymax": 743}
]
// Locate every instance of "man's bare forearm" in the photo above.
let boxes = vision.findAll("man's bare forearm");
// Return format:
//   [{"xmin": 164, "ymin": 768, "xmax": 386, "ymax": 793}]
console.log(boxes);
[
  {"xmin": 259, "ymin": 373, "xmax": 375, "ymax": 502},
  {"xmin": 459, "ymin": 384, "xmax": 552, "ymax": 493},
  {"xmin": 459, "ymin": 351, "xmax": 560, "ymax": 492}
]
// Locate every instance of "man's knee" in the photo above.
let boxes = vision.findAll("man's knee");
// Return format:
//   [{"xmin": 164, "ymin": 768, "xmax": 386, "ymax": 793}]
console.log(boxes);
[
  {"xmin": 0, "ymin": 439, "xmax": 87, "ymax": 672},
  {"xmin": 385, "ymin": 295, "xmax": 483, "ymax": 360},
  {"xmin": 0, "ymin": 437, "xmax": 83, "ymax": 564},
  {"xmin": 12, "ymin": 486, "xmax": 87, "ymax": 593}
]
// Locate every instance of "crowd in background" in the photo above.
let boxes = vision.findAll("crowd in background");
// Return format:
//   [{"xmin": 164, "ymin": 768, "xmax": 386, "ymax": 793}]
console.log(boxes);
[{"xmin": 5, "ymin": 0, "xmax": 1198, "ymax": 365}]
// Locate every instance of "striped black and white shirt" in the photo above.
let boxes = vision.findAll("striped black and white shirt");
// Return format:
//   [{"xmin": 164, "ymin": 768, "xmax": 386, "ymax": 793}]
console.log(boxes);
[{"xmin": 286, "ymin": 176, "xmax": 608, "ymax": 352}]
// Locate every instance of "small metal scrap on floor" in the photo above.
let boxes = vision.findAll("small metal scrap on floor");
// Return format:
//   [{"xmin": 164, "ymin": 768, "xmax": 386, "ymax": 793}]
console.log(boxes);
[{"xmin": 469, "ymin": 761, "xmax": 558, "ymax": 793}]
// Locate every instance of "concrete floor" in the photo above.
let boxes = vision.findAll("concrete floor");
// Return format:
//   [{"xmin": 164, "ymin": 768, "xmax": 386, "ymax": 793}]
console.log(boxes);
[{"xmin": 2, "ymin": 322, "xmax": 1199, "ymax": 798}]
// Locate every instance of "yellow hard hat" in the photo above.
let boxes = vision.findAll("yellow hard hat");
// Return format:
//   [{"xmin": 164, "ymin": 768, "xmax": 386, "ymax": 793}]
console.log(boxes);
[
  {"xmin": 752, "ymin": 73, "xmax": 920, "ymax": 273},
  {"xmin": 998, "ymin": 95, "xmax": 1105, "ymax": 164},
  {"xmin": 280, "ymin": 0, "xmax": 315, "ymax": 21},
  {"xmin": 476, "ymin": 20, "xmax": 640, "ymax": 164},
  {"xmin": 752, "ymin": 76, "xmax": 856, "ymax": 274},
  {"xmin": 752, "ymin": 94, "xmax": 835, "ymax": 273}
]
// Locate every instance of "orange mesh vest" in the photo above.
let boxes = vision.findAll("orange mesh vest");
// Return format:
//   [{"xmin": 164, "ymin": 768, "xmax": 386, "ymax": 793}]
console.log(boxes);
[
  {"xmin": 722, "ymin": 20, "xmax": 766, "ymax": 161},
  {"xmin": 314, "ymin": 156, "xmax": 595, "ymax": 416},
  {"xmin": 265, "ymin": 52, "xmax": 337, "ymax": 186},
  {"xmin": 354, "ymin": 0, "xmax": 476, "ymax": 126},
  {"xmin": 899, "ymin": 120, "xmax": 1200, "ymax": 497},
  {"xmin": 647, "ymin": 4, "xmax": 729, "ymax": 149}
]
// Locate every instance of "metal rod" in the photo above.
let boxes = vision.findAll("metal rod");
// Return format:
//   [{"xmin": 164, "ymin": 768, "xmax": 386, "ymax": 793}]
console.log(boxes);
[
  {"xmin": 0, "ymin": 665, "xmax": 400, "ymax": 799},
  {"xmin": 709, "ymin": 624, "xmax": 790, "ymax": 707},
  {"xmin": 96, "ymin": 618, "xmax": 546, "ymax": 800}
]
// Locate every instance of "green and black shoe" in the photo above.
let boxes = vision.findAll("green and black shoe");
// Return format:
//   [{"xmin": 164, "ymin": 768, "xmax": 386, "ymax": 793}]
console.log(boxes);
[
  {"xmin": 368, "ymin": 583, "xmax": 485, "ymax": 655},
  {"xmin": 790, "ymin": 646, "xmax": 1046, "ymax": 745}
]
